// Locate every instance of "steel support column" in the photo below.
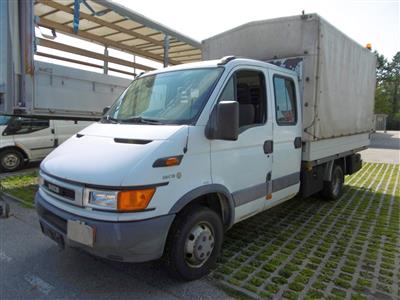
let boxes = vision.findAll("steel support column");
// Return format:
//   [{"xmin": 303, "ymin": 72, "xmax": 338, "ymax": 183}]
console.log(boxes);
[
  {"xmin": 163, "ymin": 34, "xmax": 169, "ymax": 67},
  {"xmin": 103, "ymin": 46, "xmax": 108, "ymax": 74}
]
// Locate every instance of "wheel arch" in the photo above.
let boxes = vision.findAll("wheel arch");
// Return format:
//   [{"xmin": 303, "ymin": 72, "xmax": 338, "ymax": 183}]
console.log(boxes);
[{"xmin": 168, "ymin": 184, "xmax": 235, "ymax": 230}]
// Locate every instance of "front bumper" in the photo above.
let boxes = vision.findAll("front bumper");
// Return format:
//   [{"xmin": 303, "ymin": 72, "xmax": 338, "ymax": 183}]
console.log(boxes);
[{"xmin": 35, "ymin": 192, "xmax": 175, "ymax": 262}]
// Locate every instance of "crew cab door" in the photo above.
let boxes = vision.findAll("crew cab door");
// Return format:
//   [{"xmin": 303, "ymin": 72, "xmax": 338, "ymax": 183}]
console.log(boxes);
[
  {"xmin": 268, "ymin": 71, "xmax": 302, "ymax": 203},
  {"xmin": 210, "ymin": 67, "xmax": 273, "ymax": 222}
]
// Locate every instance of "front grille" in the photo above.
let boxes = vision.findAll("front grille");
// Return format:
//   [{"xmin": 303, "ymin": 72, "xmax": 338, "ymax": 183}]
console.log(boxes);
[{"xmin": 44, "ymin": 180, "xmax": 75, "ymax": 200}]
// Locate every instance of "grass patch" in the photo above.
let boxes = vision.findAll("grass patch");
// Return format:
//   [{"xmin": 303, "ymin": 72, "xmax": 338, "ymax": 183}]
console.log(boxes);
[{"xmin": 1, "ymin": 171, "xmax": 38, "ymax": 208}]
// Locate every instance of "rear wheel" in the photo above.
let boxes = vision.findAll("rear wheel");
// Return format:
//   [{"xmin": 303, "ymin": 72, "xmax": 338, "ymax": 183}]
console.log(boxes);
[
  {"xmin": 0, "ymin": 149, "xmax": 24, "ymax": 172},
  {"xmin": 321, "ymin": 164, "xmax": 344, "ymax": 200},
  {"xmin": 164, "ymin": 206, "xmax": 223, "ymax": 281}
]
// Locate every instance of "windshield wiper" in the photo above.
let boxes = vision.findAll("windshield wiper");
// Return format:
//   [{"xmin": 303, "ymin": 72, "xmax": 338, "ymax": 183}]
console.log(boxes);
[
  {"xmin": 101, "ymin": 116, "xmax": 119, "ymax": 124},
  {"xmin": 119, "ymin": 116, "xmax": 164, "ymax": 125}
]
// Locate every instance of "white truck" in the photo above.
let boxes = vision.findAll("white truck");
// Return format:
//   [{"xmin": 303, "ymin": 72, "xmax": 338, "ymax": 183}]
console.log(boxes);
[{"xmin": 35, "ymin": 14, "xmax": 376, "ymax": 280}]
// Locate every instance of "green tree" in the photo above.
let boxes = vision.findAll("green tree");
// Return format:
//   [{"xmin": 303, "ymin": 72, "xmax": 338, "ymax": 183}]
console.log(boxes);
[{"xmin": 374, "ymin": 51, "xmax": 400, "ymax": 129}]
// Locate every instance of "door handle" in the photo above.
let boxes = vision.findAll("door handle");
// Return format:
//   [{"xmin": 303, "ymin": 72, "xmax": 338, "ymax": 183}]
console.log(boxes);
[
  {"xmin": 294, "ymin": 137, "xmax": 302, "ymax": 149},
  {"xmin": 263, "ymin": 140, "xmax": 273, "ymax": 154}
]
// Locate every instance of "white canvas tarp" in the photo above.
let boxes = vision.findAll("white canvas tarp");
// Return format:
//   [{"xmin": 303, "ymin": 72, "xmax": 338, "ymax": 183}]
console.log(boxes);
[{"xmin": 202, "ymin": 14, "xmax": 376, "ymax": 141}]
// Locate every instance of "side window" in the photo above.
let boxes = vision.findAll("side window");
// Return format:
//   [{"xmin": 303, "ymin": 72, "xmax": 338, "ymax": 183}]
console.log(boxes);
[
  {"xmin": 219, "ymin": 70, "xmax": 266, "ymax": 128},
  {"xmin": 273, "ymin": 76, "xmax": 297, "ymax": 125},
  {"xmin": 4, "ymin": 117, "xmax": 50, "ymax": 135}
]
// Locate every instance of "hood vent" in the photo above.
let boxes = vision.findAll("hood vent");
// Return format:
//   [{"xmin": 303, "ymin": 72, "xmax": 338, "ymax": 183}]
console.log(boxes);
[{"xmin": 114, "ymin": 138, "xmax": 152, "ymax": 145}]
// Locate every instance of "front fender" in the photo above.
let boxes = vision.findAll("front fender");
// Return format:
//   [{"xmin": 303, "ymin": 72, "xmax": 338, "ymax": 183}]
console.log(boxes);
[{"xmin": 169, "ymin": 184, "xmax": 235, "ymax": 228}]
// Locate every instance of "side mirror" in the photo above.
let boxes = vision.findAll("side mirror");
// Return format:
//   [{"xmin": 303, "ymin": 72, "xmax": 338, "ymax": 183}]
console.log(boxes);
[
  {"xmin": 102, "ymin": 106, "xmax": 110, "ymax": 115},
  {"xmin": 206, "ymin": 101, "xmax": 239, "ymax": 140}
]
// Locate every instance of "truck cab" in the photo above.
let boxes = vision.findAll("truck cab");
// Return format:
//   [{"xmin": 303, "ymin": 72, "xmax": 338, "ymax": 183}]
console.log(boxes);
[{"xmin": 36, "ymin": 58, "xmax": 309, "ymax": 280}]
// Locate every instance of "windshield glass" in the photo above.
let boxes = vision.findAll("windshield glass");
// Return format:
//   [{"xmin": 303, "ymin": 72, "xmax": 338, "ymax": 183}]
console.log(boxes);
[
  {"xmin": 104, "ymin": 68, "xmax": 223, "ymax": 125},
  {"xmin": 0, "ymin": 115, "xmax": 11, "ymax": 126}
]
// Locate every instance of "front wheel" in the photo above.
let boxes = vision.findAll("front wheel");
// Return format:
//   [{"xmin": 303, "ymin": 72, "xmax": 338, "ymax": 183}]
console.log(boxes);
[
  {"xmin": 0, "ymin": 149, "xmax": 24, "ymax": 172},
  {"xmin": 164, "ymin": 206, "xmax": 223, "ymax": 281}
]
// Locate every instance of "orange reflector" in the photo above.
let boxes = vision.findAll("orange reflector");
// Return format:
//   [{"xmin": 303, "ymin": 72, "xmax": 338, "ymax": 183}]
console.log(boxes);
[
  {"xmin": 165, "ymin": 157, "xmax": 180, "ymax": 166},
  {"xmin": 117, "ymin": 188, "xmax": 155, "ymax": 211},
  {"xmin": 266, "ymin": 194, "xmax": 272, "ymax": 200}
]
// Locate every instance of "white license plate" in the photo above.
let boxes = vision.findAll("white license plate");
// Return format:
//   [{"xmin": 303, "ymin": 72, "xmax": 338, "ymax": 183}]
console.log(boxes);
[{"xmin": 67, "ymin": 220, "xmax": 94, "ymax": 247}]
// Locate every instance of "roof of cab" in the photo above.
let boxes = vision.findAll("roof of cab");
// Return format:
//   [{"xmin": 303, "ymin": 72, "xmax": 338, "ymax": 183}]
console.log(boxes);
[{"xmin": 141, "ymin": 57, "xmax": 298, "ymax": 77}]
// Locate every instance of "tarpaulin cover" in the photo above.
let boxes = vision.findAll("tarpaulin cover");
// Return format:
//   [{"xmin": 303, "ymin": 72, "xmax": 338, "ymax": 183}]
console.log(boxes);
[{"xmin": 202, "ymin": 14, "xmax": 376, "ymax": 141}]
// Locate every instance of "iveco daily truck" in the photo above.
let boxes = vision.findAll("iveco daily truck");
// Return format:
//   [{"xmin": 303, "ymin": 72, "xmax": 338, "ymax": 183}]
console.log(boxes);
[{"xmin": 36, "ymin": 14, "xmax": 376, "ymax": 280}]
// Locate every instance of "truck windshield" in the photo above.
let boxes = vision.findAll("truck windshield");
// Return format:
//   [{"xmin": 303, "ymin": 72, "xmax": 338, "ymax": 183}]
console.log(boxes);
[{"xmin": 103, "ymin": 68, "xmax": 223, "ymax": 125}]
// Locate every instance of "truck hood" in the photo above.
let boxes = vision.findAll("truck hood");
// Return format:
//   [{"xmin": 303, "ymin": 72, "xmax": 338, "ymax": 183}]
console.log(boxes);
[
  {"xmin": 41, "ymin": 123, "xmax": 187, "ymax": 186},
  {"xmin": 78, "ymin": 122, "xmax": 186, "ymax": 140}
]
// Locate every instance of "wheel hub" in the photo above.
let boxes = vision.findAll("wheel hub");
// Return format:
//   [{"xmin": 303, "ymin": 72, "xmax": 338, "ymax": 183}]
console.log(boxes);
[
  {"xmin": 184, "ymin": 223, "xmax": 215, "ymax": 268},
  {"xmin": 2, "ymin": 154, "xmax": 19, "ymax": 169}
]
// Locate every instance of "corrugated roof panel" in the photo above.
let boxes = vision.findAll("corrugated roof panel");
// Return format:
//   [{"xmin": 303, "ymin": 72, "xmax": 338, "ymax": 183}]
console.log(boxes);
[
  {"xmin": 114, "ymin": 19, "xmax": 143, "ymax": 30},
  {"xmin": 133, "ymin": 27, "xmax": 159, "ymax": 36},
  {"xmin": 105, "ymin": 32, "xmax": 133, "ymax": 42},
  {"xmin": 86, "ymin": 26, "xmax": 119, "ymax": 36},
  {"xmin": 34, "ymin": 3, "xmax": 56, "ymax": 16},
  {"xmin": 97, "ymin": 11, "xmax": 125, "ymax": 23},
  {"xmin": 122, "ymin": 39, "xmax": 148, "ymax": 46},
  {"xmin": 45, "ymin": 11, "xmax": 72, "ymax": 24}
]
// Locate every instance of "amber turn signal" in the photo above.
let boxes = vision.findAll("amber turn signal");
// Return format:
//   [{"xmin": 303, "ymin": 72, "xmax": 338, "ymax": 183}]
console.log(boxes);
[
  {"xmin": 153, "ymin": 155, "xmax": 183, "ymax": 167},
  {"xmin": 117, "ymin": 188, "xmax": 155, "ymax": 211}
]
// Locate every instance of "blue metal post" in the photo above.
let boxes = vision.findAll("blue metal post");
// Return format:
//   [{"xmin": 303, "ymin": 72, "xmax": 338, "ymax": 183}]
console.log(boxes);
[{"xmin": 73, "ymin": 0, "xmax": 81, "ymax": 33}]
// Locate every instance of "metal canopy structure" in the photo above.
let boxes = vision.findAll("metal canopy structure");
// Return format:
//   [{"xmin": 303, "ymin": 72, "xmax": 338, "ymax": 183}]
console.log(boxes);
[{"xmin": 34, "ymin": 0, "xmax": 202, "ymax": 71}]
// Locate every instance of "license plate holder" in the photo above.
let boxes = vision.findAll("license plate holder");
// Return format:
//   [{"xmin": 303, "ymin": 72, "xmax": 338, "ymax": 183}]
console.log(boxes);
[
  {"xmin": 67, "ymin": 220, "xmax": 94, "ymax": 247},
  {"xmin": 47, "ymin": 183, "xmax": 60, "ymax": 194},
  {"xmin": 41, "ymin": 222, "xmax": 65, "ymax": 249}
]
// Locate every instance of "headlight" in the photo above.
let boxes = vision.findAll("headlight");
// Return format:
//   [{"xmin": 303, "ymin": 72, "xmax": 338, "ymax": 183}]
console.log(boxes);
[
  {"xmin": 89, "ymin": 191, "xmax": 118, "ymax": 210},
  {"xmin": 88, "ymin": 188, "xmax": 155, "ymax": 212}
]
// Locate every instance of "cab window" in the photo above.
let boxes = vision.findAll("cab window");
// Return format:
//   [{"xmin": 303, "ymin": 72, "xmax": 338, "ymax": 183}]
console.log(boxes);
[
  {"xmin": 219, "ymin": 70, "xmax": 266, "ymax": 129},
  {"xmin": 273, "ymin": 76, "xmax": 297, "ymax": 125},
  {"xmin": 3, "ymin": 117, "xmax": 50, "ymax": 136}
]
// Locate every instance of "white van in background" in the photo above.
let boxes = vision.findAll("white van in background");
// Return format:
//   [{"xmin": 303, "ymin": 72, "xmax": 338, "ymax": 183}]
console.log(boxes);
[{"xmin": 0, "ymin": 115, "xmax": 92, "ymax": 172}]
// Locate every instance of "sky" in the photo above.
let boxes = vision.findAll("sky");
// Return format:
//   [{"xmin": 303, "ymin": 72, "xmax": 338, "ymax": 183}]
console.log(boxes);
[{"xmin": 113, "ymin": 0, "xmax": 399, "ymax": 60}]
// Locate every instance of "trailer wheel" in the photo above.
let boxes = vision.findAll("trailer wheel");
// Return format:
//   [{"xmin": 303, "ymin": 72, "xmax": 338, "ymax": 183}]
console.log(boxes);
[
  {"xmin": 321, "ymin": 164, "xmax": 344, "ymax": 200},
  {"xmin": 0, "ymin": 149, "xmax": 24, "ymax": 172},
  {"xmin": 164, "ymin": 206, "xmax": 223, "ymax": 281}
]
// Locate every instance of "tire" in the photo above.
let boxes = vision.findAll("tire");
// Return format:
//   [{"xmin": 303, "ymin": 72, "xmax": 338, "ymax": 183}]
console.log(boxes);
[
  {"xmin": 164, "ymin": 206, "xmax": 223, "ymax": 281},
  {"xmin": 0, "ymin": 149, "xmax": 24, "ymax": 172},
  {"xmin": 321, "ymin": 164, "xmax": 344, "ymax": 200}
]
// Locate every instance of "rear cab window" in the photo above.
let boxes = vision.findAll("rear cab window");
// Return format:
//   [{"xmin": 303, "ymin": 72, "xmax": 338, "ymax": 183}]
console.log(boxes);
[{"xmin": 273, "ymin": 75, "xmax": 297, "ymax": 125}]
